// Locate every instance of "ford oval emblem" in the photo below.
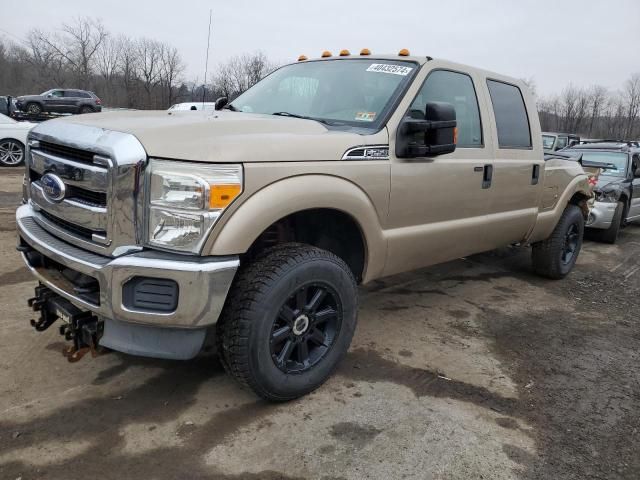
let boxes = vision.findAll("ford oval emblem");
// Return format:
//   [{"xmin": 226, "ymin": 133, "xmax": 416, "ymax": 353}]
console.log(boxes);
[{"xmin": 41, "ymin": 173, "xmax": 66, "ymax": 203}]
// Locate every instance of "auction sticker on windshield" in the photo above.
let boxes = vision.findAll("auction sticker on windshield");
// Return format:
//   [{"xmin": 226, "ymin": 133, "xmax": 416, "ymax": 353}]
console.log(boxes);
[{"xmin": 366, "ymin": 64, "xmax": 413, "ymax": 76}]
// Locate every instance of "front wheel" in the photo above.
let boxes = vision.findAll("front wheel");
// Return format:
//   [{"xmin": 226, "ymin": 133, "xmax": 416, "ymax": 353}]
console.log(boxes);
[
  {"xmin": 532, "ymin": 204, "xmax": 584, "ymax": 279},
  {"xmin": 216, "ymin": 243, "xmax": 358, "ymax": 401},
  {"xmin": 0, "ymin": 140, "xmax": 25, "ymax": 166}
]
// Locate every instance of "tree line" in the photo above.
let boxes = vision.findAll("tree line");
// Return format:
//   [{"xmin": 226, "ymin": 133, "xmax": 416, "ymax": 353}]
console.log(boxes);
[
  {"xmin": 1, "ymin": 15, "xmax": 639, "ymax": 140},
  {"xmin": 532, "ymin": 75, "xmax": 640, "ymax": 140},
  {"xmin": 0, "ymin": 17, "xmax": 275, "ymax": 109}
]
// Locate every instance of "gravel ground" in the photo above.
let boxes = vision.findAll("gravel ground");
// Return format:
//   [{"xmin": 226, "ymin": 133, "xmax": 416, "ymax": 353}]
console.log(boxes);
[{"xmin": 0, "ymin": 166, "xmax": 638, "ymax": 480}]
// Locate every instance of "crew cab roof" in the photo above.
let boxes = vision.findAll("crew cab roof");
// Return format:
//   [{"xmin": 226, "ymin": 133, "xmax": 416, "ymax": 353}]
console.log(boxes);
[{"xmin": 296, "ymin": 55, "xmax": 531, "ymax": 93}]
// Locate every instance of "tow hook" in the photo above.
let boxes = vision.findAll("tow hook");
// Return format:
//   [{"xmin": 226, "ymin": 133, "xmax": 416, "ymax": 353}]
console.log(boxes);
[{"xmin": 27, "ymin": 284, "xmax": 104, "ymax": 363}]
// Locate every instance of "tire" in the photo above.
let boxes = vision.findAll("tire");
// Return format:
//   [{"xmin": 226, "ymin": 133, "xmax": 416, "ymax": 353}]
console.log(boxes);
[
  {"xmin": 0, "ymin": 139, "xmax": 25, "ymax": 166},
  {"xmin": 532, "ymin": 204, "xmax": 584, "ymax": 279},
  {"xmin": 216, "ymin": 243, "xmax": 358, "ymax": 401},
  {"xmin": 79, "ymin": 105, "xmax": 94, "ymax": 114},
  {"xmin": 26, "ymin": 103, "xmax": 42, "ymax": 115},
  {"xmin": 592, "ymin": 201, "xmax": 624, "ymax": 244}
]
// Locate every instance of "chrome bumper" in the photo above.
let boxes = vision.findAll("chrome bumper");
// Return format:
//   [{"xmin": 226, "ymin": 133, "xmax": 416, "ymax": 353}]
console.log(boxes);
[
  {"xmin": 17, "ymin": 204, "xmax": 239, "ymax": 329},
  {"xmin": 586, "ymin": 201, "xmax": 618, "ymax": 230}
]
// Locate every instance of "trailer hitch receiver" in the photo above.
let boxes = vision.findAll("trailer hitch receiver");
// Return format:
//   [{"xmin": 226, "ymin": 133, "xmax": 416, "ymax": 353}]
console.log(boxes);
[{"xmin": 27, "ymin": 284, "xmax": 103, "ymax": 362}]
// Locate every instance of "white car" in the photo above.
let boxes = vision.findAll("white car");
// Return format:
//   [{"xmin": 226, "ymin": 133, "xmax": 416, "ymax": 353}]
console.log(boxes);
[
  {"xmin": 0, "ymin": 114, "xmax": 36, "ymax": 166},
  {"xmin": 168, "ymin": 102, "xmax": 216, "ymax": 112}
]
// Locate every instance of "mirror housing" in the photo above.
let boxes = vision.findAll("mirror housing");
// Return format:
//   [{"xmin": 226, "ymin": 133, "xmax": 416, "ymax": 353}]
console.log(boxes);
[
  {"xmin": 47, "ymin": 94, "xmax": 53, "ymax": 98},
  {"xmin": 215, "ymin": 97, "xmax": 228, "ymax": 110},
  {"xmin": 396, "ymin": 101, "xmax": 457, "ymax": 158}
]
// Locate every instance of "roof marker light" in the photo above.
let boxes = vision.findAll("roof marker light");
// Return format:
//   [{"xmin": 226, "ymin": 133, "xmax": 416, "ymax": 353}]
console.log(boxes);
[
  {"xmin": 398, "ymin": 48, "xmax": 410, "ymax": 56},
  {"xmin": 321, "ymin": 50, "xmax": 332, "ymax": 58},
  {"xmin": 360, "ymin": 48, "xmax": 371, "ymax": 55},
  {"xmin": 339, "ymin": 49, "xmax": 350, "ymax": 56},
  {"xmin": 298, "ymin": 55, "xmax": 308, "ymax": 61}
]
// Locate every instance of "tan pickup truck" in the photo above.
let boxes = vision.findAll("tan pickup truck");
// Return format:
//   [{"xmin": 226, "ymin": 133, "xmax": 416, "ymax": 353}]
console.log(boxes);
[{"xmin": 17, "ymin": 51, "xmax": 594, "ymax": 400}]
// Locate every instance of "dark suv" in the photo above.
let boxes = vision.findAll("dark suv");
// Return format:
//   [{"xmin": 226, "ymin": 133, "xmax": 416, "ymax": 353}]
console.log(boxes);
[
  {"xmin": 565, "ymin": 141, "xmax": 640, "ymax": 243},
  {"xmin": 15, "ymin": 89, "xmax": 102, "ymax": 115}
]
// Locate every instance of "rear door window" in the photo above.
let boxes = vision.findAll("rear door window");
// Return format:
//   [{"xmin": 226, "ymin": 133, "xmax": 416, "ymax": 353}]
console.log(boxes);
[{"xmin": 487, "ymin": 80, "xmax": 532, "ymax": 149}]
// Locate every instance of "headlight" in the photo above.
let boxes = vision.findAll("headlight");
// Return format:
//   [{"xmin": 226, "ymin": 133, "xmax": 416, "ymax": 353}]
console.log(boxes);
[
  {"xmin": 594, "ymin": 189, "xmax": 618, "ymax": 203},
  {"xmin": 147, "ymin": 159, "xmax": 242, "ymax": 253}
]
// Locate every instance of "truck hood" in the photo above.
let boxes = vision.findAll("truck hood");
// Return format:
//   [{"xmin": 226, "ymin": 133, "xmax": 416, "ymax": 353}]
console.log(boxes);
[{"xmin": 46, "ymin": 110, "xmax": 378, "ymax": 162}]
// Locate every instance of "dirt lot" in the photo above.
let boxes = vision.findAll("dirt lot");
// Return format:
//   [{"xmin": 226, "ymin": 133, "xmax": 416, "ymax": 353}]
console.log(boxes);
[{"xmin": 0, "ymin": 166, "xmax": 639, "ymax": 480}]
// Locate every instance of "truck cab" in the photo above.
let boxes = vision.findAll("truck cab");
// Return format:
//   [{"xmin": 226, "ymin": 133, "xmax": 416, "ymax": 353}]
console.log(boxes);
[{"xmin": 17, "ymin": 50, "xmax": 592, "ymax": 400}]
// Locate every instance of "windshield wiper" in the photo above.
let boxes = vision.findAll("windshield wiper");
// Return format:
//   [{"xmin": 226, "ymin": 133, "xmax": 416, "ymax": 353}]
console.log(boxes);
[{"xmin": 271, "ymin": 112, "xmax": 345, "ymax": 126}]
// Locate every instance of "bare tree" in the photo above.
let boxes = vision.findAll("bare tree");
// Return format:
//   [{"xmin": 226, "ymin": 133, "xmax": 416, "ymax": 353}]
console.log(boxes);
[
  {"xmin": 622, "ymin": 73, "xmax": 640, "ymax": 139},
  {"xmin": 95, "ymin": 35, "xmax": 120, "ymax": 100},
  {"xmin": 159, "ymin": 45, "xmax": 184, "ymax": 107},
  {"xmin": 137, "ymin": 38, "xmax": 163, "ymax": 108}
]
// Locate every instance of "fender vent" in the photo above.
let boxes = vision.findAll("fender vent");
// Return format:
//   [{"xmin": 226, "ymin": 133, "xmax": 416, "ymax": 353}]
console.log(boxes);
[{"xmin": 123, "ymin": 277, "xmax": 179, "ymax": 313}]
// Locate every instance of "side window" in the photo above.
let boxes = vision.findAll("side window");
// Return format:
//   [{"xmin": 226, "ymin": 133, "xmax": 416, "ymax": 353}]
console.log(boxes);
[
  {"xmin": 51, "ymin": 91, "xmax": 64, "ymax": 98},
  {"xmin": 64, "ymin": 91, "xmax": 78, "ymax": 98},
  {"xmin": 556, "ymin": 136, "xmax": 568, "ymax": 150},
  {"xmin": 486, "ymin": 80, "xmax": 532, "ymax": 148},
  {"xmin": 410, "ymin": 70, "xmax": 482, "ymax": 148},
  {"xmin": 78, "ymin": 91, "xmax": 91, "ymax": 98}
]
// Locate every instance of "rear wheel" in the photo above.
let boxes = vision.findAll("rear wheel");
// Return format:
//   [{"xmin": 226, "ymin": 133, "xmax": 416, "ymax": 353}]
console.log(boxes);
[
  {"xmin": 79, "ymin": 105, "xmax": 94, "ymax": 114},
  {"xmin": 26, "ymin": 102, "xmax": 42, "ymax": 115},
  {"xmin": 216, "ymin": 243, "xmax": 358, "ymax": 401},
  {"xmin": 532, "ymin": 204, "xmax": 584, "ymax": 279},
  {"xmin": 0, "ymin": 140, "xmax": 25, "ymax": 166},
  {"xmin": 592, "ymin": 201, "xmax": 624, "ymax": 244}
]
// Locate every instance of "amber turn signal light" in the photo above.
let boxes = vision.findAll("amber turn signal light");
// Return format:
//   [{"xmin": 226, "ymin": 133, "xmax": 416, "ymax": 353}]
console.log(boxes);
[{"xmin": 210, "ymin": 184, "xmax": 242, "ymax": 209}]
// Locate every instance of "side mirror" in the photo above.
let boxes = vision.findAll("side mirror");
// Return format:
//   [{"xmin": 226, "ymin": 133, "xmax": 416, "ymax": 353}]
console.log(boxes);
[
  {"xmin": 47, "ymin": 94, "xmax": 53, "ymax": 98},
  {"xmin": 396, "ymin": 101, "xmax": 457, "ymax": 158},
  {"xmin": 215, "ymin": 97, "xmax": 228, "ymax": 110}
]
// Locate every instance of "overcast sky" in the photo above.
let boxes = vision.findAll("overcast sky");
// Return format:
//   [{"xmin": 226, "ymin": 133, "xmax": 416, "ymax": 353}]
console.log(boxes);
[{"xmin": 2, "ymin": 0, "xmax": 639, "ymax": 97}]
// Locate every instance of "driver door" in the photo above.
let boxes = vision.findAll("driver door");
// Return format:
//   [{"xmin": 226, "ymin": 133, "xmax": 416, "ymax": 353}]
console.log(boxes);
[
  {"xmin": 629, "ymin": 153, "xmax": 640, "ymax": 220},
  {"xmin": 385, "ymin": 68, "xmax": 495, "ymax": 277}
]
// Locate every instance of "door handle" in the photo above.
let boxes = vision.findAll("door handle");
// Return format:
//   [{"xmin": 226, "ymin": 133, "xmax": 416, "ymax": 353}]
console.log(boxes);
[
  {"xmin": 482, "ymin": 164, "xmax": 493, "ymax": 189},
  {"xmin": 532, "ymin": 164, "xmax": 540, "ymax": 185}
]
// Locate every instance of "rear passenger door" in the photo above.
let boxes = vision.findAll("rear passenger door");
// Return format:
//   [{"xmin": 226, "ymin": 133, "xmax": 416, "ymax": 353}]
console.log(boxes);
[
  {"xmin": 483, "ymin": 79, "xmax": 543, "ymax": 246},
  {"xmin": 62, "ymin": 90, "xmax": 81, "ymax": 113}
]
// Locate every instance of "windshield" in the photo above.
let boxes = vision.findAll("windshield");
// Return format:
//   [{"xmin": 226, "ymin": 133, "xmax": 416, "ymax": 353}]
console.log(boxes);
[
  {"xmin": 542, "ymin": 135, "xmax": 556, "ymax": 149},
  {"xmin": 581, "ymin": 151, "xmax": 629, "ymax": 177},
  {"xmin": 229, "ymin": 59, "xmax": 417, "ymax": 129}
]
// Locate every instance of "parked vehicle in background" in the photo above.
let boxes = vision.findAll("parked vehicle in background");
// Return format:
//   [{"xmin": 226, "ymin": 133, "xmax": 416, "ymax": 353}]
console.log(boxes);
[
  {"xmin": 18, "ymin": 51, "xmax": 595, "ymax": 401},
  {"xmin": 15, "ymin": 89, "xmax": 102, "ymax": 115},
  {"xmin": 168, "ymin": 102, "xmax": 216, "ymax": 111},
  {"xmin": 543, "ymin": 132, "xmax": 580, "ymax": 152},
  {"xmin": 0, "ymin": 113, "xmax": 36, "ymax": 166},
  {"xmin": 565, "ymin": 141, "xmax": 640, "ymax": 243},
  {"xmin": 0, "ymin": 96, "xmax": 16, "ymax": 117}
]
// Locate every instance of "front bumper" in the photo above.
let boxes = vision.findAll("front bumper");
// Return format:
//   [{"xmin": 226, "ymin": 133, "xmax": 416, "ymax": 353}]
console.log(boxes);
[
  {"xmin": 586, "ymin": 201, "xmax": 618, "ymax": 230},
  {"xmin": 16, "ymin": 204, "xmax": 239, "ymax": 330}
]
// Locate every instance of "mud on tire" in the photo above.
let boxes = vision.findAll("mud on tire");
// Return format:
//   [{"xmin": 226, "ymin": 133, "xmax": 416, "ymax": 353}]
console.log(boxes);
[{"xmin": 216, "ymin": 243, "xmax": 358, "ymax": 401}]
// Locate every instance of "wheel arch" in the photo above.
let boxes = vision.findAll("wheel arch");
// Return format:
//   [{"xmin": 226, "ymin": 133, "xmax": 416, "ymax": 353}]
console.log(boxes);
[{"xmin": 203, "ymin": 174, "xmax": 387, "ymax": 283}]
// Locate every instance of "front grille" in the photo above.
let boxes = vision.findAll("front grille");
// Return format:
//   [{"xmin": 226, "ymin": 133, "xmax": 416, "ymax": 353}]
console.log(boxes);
[
  {"xmin": 40, "ymin": 210, "xmax": 100, "ymax": 241},
  {"xmin": 38, "ymin": 141, "xmax": 97, "ymax": 165},
  {"xmin": 30, "ymin": 169, "xmax": 107, "ymax": 207},
  {"xmin": 27, "ymin": 125, "xmax": 146, "ymax": 257}
]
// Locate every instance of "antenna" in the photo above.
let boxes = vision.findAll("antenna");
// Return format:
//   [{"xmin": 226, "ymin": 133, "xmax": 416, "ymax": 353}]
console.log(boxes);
[{"xmin": 202, "ymin": 9, "xmax": 212, "ymax": 106}]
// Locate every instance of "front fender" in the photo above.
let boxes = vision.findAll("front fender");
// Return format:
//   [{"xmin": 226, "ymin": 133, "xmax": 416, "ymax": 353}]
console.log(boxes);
[{"xmin": 203, "ymin": 174, "xmax": 387, "ymax": 282}]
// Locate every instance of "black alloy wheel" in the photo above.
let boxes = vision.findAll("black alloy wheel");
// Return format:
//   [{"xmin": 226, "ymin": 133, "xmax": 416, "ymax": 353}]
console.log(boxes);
[{"xmin": 270, "ymin": 283, "xmax": 342, "ymax": 374}]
